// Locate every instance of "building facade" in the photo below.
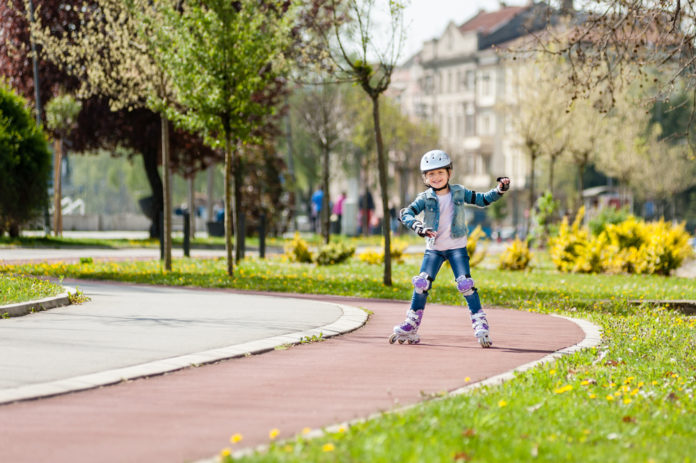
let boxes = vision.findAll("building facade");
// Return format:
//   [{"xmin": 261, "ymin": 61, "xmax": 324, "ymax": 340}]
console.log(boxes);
[{"xmin": 391, "ymin": 2, "xmax": 557, "ymax": 231}]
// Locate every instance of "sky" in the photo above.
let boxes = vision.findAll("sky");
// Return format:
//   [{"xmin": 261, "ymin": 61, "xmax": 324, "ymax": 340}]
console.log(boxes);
[{"xmin": 401, "ymin": 0, "xmax": 530, "ymax": 60}]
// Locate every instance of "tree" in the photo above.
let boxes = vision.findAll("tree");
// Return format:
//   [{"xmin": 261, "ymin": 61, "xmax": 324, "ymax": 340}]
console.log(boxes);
[
  {"xmin": 293, "ymin": 82, "xmax": 348, "ymax": 244},
  {"xmin": 45, "ymin": 92, "xmax": 81, "ymax": 236},
  {"xmin": 151, "ymin": 0, "xmax": 294, "ymax": 275},
  {"xmin": 4, "ymin": 0, "xmax": 220, "ymax": 247},
  {"xmin": 29, "ymin": 0, "xmax": 188, "ymax": 271},
  {"xmin": 317, "ymin": 0, "xmax": 407, "ymax": 286},
  {"xmin": 0, "ymin": 81, "xmax": 51, "ymax": 237},
  {"xmin": 508, "ymin": 54, "xmax": 571, "ymax": 234},
  {"xmin": 538, "ymin": 1, "xmax": 696, "ymax": 151}
]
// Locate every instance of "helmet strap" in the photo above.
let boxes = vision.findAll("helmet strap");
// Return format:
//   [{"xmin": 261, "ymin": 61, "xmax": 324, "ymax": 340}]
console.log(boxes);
[{"xmin": 432, "ymin": 182, "xmax": 450, "ymax": 192}]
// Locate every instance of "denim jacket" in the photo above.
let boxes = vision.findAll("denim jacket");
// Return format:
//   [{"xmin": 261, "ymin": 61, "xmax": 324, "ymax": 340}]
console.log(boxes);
[{"xmin": 399, "ymin": 184, "xmax": 502, "ymax": 239}]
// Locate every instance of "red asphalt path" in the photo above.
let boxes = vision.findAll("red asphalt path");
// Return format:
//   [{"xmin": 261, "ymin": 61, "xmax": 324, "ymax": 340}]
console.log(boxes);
[{"xmin": 0, "ymin": 292, "xmax": 585, "ymax": 463}]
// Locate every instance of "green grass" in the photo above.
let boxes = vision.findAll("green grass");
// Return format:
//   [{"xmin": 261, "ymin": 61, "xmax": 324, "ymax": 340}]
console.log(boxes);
[
  {"xmin": 0, "ymin": 273, "xmax": 64, "ymax": 305},
  {"xmin": 1, "ymin": 254, "xmax": 695, "ymax": 461}
]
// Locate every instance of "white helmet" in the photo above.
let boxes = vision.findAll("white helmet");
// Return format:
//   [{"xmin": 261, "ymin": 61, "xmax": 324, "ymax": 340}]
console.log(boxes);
[{"xmin": 420, "ymin": 150, "xmax": 452, "ymax": 173}]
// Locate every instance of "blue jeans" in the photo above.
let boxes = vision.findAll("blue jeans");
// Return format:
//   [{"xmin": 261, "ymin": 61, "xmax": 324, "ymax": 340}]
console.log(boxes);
[{"xmin": 410, "ymin": 247, "xmax": 482, "ymax": 314}]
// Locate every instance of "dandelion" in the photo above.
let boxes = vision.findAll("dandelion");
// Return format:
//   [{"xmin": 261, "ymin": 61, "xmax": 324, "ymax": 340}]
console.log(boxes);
[
  {"xmin": 230, "ymin": 433, "xmax": 243, "ymax": 444},
  {"xmin": 589, "ymin": 393, "xmax": 597, "ymax": 399},
  {"xmin": 220, "ymin": 448, "xmax": 231, "ymax": 458},
  {"xmin": 322, "ymin": 443, "xmax": 335, "ymax": 452},
  {"xmin": 498, "ymin": 400, "xmax": 508, "ymax": 407},
  {"xmin": 554, "ymin": 384, "xmax": 573, "ymax": 394},
  {"xmin": 549, "ymin": 369, "xmax": 556, "ymax": 376},
  {"xmin": 302, "ymin": 427, "xmax": 312, "ymax": 435},
  {"xmin": 465, "ymin": 377, "xmax": 471, "ymax": 382},
  {"xmin": 606, "ymin": 395, "xmax": 615, "ymax": 401},
  {"xmin": 269, "ymin": 428, "xmax": 280, "ymax": 440}
]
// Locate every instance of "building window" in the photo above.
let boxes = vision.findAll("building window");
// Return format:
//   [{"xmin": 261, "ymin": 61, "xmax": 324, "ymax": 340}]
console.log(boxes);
[
  {"xmin": 466, "ymin": 70, "xmax": 475, "ymax": 90},
  {"xmin": 480, "ymin": 72, "xmax": 491, "ymax": 97},
  {"xmin": 465, "ymin": 103, "xmax": 475, "ymax": 137}
]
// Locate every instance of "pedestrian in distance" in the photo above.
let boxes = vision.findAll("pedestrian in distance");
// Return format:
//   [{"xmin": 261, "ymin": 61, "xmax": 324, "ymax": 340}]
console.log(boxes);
[
  {"xmin": 332, "ymin": 191, "xmax": 346, "ymax": 234},
  {"xmin": 391, "ymin": 149, "xmax": 510, "ymax": 348}
]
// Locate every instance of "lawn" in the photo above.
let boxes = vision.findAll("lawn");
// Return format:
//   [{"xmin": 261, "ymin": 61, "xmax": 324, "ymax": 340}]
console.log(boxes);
[{"xmin": 1, "ymin": 251, "xmax": 694, "ymax": 462}]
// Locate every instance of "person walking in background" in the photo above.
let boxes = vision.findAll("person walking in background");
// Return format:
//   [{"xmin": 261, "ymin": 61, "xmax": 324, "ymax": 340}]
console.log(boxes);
[
  {"xmin": 391, "ymin": 149, "xmax": 510, "ymax": 348},
  {"xmin": 310, "ymin": 187, "xmax": 324, "ymax": 234},
  {"xmin": 332, "ymin": 192, "xmax": 346, "ymax": 234},
  {"xmin": 358, "ymin": 190, "xmax": 375, "ymax": 235}
]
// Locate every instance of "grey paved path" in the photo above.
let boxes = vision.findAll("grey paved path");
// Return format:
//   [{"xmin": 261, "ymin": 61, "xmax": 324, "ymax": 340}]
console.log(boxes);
[{"xmin": 0, "ymin": 281, "xmax": 364, "ymax": 403}]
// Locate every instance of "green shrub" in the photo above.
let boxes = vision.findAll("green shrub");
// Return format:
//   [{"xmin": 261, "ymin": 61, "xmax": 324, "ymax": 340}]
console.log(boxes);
[
  {"xmin": 315, "ymin": 241, "xmax": 355, "ymax": 265},
  {"xmin": 0, "ymin": 81, "xmax": 51, "ymax": 236},
  {"xmin": 284, "ymin": 232, "xmax": 313, "ymax": 263},
  {"xmin": 498, "ymin": 238, "xmax": 532, "ymax": 271}
]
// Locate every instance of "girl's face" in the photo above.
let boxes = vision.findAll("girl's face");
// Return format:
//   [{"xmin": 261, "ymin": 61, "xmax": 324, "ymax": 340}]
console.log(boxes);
[{"xmin": 424, "ymin": 168, "xmax": 450, "ymax": 190}]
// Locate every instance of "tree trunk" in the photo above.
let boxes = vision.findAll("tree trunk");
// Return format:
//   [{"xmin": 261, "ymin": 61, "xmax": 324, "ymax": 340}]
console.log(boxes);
[
  {"xmin": 188, "ymin": 174, "xmax": 196, "ymax": 239},
  {"xmin": 206, "ymin": 164, "xmax": 215, "ymax": 226},
  {"xmin": 233, "ymin": 145, "xmax": 244, "ymax": 263},
  {"xmin": 53, "ymin": 138, "xmax": 62, "ymax": 237},
  {"xmin": 526, "ymin": 147, "xmax": 537, "ymax": 238},
  {"xmin": 577, "ymin": 160, "xmax": 586, "ymax": 212},
  {"xmin": 142, "ymin": 149, "xmax": 164, "ymax": 239},
  {"xmin": 372, "ymin": 95, "xmax": 392, "ymax": 286},
  {"xmin": 322, "ymin": 143, "xmax": 331, "ymax": 244},
  {"xmin": 224, "ymin": 132, "xmax": 234, "ymax": 276},
  {"xmin": 161, "ymin": 114, "xmax": 172, "ymax": 271},
  {"xmin": 549, "ymin": 154, "xmax": 557, "ymax": 199}
]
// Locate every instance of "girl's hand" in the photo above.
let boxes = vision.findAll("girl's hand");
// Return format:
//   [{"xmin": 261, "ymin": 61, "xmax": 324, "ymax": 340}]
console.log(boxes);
[
  {"xmin": 497, "ymin": 177, "xmax": 510, "ymax": 193},
  {"xmin": 425, "ymin": 230, "xmax": 438, "ymax": 238}
]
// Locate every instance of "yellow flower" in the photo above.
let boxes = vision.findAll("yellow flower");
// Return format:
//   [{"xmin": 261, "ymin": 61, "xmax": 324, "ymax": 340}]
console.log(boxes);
[
  {"xmin": 230, "ymin": 433, "xmax": 243, "ymax": 444},
  {"xmin": 302, "ymin": 427, "xmax": 312, "ymax": 435},
  {"xmin": 220, "ymin": 448, "xmax": 231, "ymax": 457},
  {"xmin": 269, "ymin": 428, "xmax": 280, "ymax": 440},
  {"xmin": 337, "ymin": 426, "xmax": 346, "ymax": 433},
  {"xmin": 589, "ymin": 393, "xmax": 597, "ymax": 399},
  {"xmin": 498, "ymin": 400, "xmax": 508, "ymax": 407},
  {"xmin": 623, "ymin": 397, "xmax": 632, "ymax": 404},
  {"xmin": 554, "ymin": 384, "xmax": 573, "ymax": 394},
  {"xmin": 606, "ymin": 395, "xmax": 615, "ymax": 401},
  {"xmin": 581, "ymin": 380, "xmax": 590, "ymax": 386},
  {"xmin": 322, "ymin": 443, "xmax": 335, "ymax": 452},
  {"xmin": 549, "ymin": 369, "xmax": 556, "ymax": 376},
  {"xmin": 465, "ymin": 376, "xmax": 471, "ymax": 382}
]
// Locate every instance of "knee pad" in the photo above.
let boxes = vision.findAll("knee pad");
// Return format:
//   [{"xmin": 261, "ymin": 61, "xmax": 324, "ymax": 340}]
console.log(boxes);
[
  {"xmin": 456, "ymin": 275, "xmax": 475, "ymax": 296},
  {"xmin": 412, "ymin": 272, "xmax": 432, "ymax": 294}
]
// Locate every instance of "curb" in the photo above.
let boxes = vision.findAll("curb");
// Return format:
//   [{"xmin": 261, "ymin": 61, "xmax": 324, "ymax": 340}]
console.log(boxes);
[
  {"xmin": 0, "ymin": 286, "xmax": 76, "ymax": 318},
  {"xmin": 219, "ymin": 313, "xmax": 602, "ymax": 462},
  {"xmin": 0, "ymin": 303, "xmax": 368, "ymax": 405}
]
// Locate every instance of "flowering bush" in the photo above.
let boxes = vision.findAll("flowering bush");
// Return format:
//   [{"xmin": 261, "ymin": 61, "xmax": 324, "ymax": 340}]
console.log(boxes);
[
  {"xmin": 498, "ymin": 238, "xmax": 532, "ymax": 271},
  {"xmin": 358, "ymin": 239, "xmax": 409, "ymax": 265},
  {"xmin": 549, "ymin": 208, "xmax": 693, "ymax": 275},
  {"xmin": 466, "ymin": 225, "xmax": 488, "ymax": 268},
  {"xmin": 284, "ymin": 232, "xmax": 313, "ymax": 263}
]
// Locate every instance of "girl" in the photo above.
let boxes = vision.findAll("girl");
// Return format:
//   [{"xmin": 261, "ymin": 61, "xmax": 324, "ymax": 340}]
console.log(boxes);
[{"xmin": 390, "ymin": 150, "xmax": 510, "ymax": 348}]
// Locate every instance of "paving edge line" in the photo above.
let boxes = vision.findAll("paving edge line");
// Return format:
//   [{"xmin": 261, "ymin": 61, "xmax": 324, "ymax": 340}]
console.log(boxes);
[
  {"xmin": 212, "ymin": 313, "xmax": 603, "ymax": 462},
  {"xmin": 0, "ymin": 286, "xmax": 76, "ymax": 318},
  {"xmin": 0, "ymin": 302, "xmax": 368, "ymax": 406}
]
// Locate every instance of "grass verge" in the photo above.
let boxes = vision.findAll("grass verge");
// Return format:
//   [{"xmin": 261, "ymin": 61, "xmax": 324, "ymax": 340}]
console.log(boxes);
[
  {"xmin": 1, "ymin": 255, "xmax": 695, "ymax": 461},
  {"xmin": 0, "ymin": 273, "xmax": 64, "ymax": 306}
]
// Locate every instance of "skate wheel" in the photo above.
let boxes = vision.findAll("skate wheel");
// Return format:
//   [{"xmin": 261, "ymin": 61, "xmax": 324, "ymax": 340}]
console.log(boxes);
[
  {"xmin": 388, "ymin": 334, "xmax": 397, "ymax": 344},
  {"xmin": 478, "ymin": 336, "xmax": 492, "ymax": 348},
  {"xmin": 407, "ymin": 339, "xmax": 414, "ymax": 344},
  {"xmin": 398, "ymin": 339, "xmax": 405, "ymax": 344}
]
